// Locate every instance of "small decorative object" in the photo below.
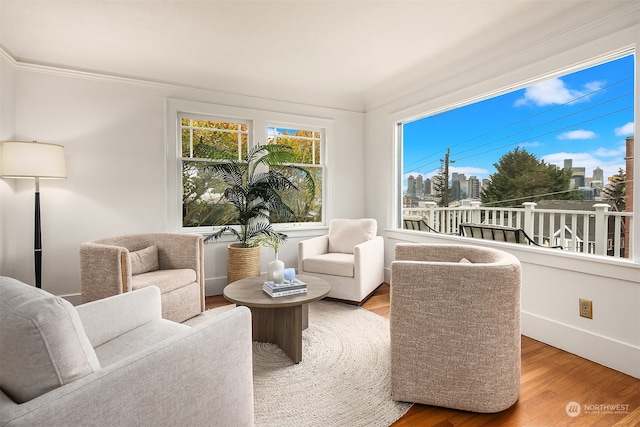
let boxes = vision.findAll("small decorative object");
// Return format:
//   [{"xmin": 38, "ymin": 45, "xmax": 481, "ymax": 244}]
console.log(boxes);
[
  {"xmin": 284, "ymin": 268, "xmax": 295, "ymax": 281},
  {"xmin": 272, "ymin": 268, "xmax": 285, "ymax": 284},
  {"xmin": 254, "ymin": 233, "xmax": 288, "ymax": 281}
]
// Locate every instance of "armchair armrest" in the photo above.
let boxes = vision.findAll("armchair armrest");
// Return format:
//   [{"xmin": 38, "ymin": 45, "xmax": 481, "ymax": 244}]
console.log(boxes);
[
  {"xmin": 0, "ymin": 306, "xmax": 255, "ymax": 427},
  {"xmin": 80, "ymin": 242, "xmax": 130, "ymax": 301},
  {"xmin": 76, "ymin": 286, "xmax": 162, "ymax": 348},
  {"xmin": 298, "ymin": 235, "xmax": 329, "ymax": 271},
  {"xmin": 354, "ymin": 236, "xmax": 384, "ymax": 282}
]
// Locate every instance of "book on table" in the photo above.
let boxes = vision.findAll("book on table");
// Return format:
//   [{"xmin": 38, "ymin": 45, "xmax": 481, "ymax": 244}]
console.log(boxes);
[
  {"xmin": 263, "ymin": 284, "xmax": 307, "ymax": 297},
  {"xmin": 263, "ymin": 277, "xmax": 307, "ymax": 297},
  {"xmin": 263, "ymin": 278, "xmax": 307, "ymax": 289}
]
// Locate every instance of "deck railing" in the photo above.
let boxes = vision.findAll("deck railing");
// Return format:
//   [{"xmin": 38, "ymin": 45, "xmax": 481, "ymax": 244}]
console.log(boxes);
[{"xmin": 403, "ymin": 201, "xmax": 633, "ymax": 258}]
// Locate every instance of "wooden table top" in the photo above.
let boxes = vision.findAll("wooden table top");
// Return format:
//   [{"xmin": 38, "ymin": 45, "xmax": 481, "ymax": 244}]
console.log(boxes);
[{"xmin": 223, "ymin": 274, "xmax": 331, "ymax": 308}]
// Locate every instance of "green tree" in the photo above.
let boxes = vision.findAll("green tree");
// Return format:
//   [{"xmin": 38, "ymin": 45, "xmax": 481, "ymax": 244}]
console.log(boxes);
[
  {"xmin": 602, "ymin": 168, "xmax": 626, "ymax": 211},
  {"xmin": 481, "ymin": 147, "xmax": 582, "ymax": 207}
]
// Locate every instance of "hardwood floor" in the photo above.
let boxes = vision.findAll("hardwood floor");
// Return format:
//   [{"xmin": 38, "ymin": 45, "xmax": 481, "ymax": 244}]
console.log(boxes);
[{"xmin": 206, "ymin": 284, "xmax": 640, "ymax": 426}]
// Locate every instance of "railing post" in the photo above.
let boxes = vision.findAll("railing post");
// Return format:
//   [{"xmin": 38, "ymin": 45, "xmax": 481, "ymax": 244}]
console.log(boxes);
[
  {"xmin": 424, "ymin": 201, "xmax": 437, "ymax": 229},
  {"xmin": 593, "ymin": 203, "xmax": 610, "ymax": 256},
  {"xmin": 523, "ymin": 202, "xmax": 536, "ymax": 238},
  {"xmin": 470, "ymin": 201, "xmax": 481, "ymax": 224}
]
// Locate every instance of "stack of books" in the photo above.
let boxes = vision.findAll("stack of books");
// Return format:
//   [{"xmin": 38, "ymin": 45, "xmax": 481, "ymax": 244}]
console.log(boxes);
[{"xmin": 263, "ymin": 278, "xmax": 307, "ymax": 297}]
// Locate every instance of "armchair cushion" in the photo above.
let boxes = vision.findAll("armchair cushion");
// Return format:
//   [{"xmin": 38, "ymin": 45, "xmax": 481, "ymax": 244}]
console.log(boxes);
[
  {"xmin": 130, "ymin": 268, "xmax": 196, "ymax": 293},
  {"xmin": 302, "ymin": 253, "xmax": 355, "ymax": 277},
  {"xmin": 130, "ymin": 245, "xmax": 159, "ymax": 275},
  {"xmin": 328, "ymin": 218, "xmax": 377, "ymax": 254},
  {"xmin": 0, "ymin": 277, "xmax": 101, "ymax": 404}
]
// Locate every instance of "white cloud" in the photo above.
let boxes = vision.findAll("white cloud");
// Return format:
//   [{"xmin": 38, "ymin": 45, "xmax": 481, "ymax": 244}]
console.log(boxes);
[
  {"xmin": 514, "ymin": 78, "xmax": 605, "ymax": 107},
  {"xmin": 449, "ymin": 166, "xmax": 490, "ymax": 178},
  {"xmin": 614, "ymin": 122, "xmax": 634, "ymax": 136},
  {"xmin": 557, "ymin": 129, "xmax": 597, "ymax": 140},
  {"xmin": 518, "ymin": 141, "xmax": 542, "ymax": 148}
]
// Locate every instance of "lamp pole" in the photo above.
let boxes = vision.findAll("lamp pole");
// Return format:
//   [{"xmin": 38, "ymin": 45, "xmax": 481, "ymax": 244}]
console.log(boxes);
[{"xmin": 34, "ymin": 177, "xmax": 42, "ymax": 288}]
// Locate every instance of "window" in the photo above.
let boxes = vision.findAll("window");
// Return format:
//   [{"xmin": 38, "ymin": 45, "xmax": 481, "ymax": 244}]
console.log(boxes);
[
  {"xmin": 167, "ymin": 99, "xmax": 330, "ymax": 232},
  {"xmin": 180, "ymin": 115, "xmax": 251, "ymax": 227},
  {"xmin": 267, "ymin": 126, "xmax": 323, "ymax": 223},
  {"xmin": 397, "ymin": 52, "xmax": 635, "ymax": 258}
]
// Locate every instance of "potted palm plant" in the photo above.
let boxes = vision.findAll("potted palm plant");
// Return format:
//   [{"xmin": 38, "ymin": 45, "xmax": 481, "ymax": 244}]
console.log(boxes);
[{"xmin": 201, "ymin": 144, "xmax": 314, "ymax": 283}]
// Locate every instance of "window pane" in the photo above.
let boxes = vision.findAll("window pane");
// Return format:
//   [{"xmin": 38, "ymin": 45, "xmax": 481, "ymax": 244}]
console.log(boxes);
[
  {"xmin": 271, "ymin": 166, "xmax": 323, "ymax": 223},
  {"xmin": 182, "ymin": 160, "xmax": 237, "ymax": 227},
  {"xmin": 267, "ymin": 126, "xmax": 322, "ymax": 165}
]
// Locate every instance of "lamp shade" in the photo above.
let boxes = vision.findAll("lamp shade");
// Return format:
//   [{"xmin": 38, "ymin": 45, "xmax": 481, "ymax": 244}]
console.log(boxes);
[{"xmin": 0, "ymin": 141, "xmax": 67, "ymax": 179}]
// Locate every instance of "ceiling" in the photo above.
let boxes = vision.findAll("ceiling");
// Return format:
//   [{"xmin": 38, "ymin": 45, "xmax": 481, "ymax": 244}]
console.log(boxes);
[{"xmin": 0, "ymin": 1, "xmax": 635, "ymax": 111}]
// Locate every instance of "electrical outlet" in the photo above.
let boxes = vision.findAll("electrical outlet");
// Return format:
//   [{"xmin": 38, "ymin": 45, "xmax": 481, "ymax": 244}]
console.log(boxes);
[{"xmin": 579, "ymin": 299, "xmax": 593, "ymax": 319}]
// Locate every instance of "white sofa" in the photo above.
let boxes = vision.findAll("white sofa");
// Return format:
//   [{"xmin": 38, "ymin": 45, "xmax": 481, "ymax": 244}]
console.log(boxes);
[
  {"xmin": 298, "ymin": 218, "xmax": 384, "ymax": 304},
  {"xmin": 0, "ymin": 276, "xmax": 254, "ymax": 427}
]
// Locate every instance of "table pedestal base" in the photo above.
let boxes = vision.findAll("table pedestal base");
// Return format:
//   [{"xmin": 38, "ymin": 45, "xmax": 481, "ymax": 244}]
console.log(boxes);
[{"xmin": 248, "ymin": 304, "xmax": 309, "ymax": 363}]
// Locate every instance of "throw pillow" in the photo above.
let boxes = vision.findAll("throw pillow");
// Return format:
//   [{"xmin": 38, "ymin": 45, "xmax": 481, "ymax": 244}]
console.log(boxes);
[
  {"xmin": 130, "ymin": 245, "xmax": 159, "ymax": 275},
  {"xmin": 0, "ymin": 276, "xmax": 101, "ymax": 403}
]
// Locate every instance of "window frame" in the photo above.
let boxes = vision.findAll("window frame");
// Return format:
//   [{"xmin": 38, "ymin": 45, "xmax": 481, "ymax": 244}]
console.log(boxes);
[{"xmin": 166, "ymin": 98, "xmax": 333, "ymax": 234}]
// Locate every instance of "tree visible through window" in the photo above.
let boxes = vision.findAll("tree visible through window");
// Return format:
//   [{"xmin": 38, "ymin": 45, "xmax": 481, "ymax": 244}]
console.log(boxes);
[
  {"xmin": 267, "ymin": 126, "xmax": 323, "ymax": 223},
  {"xmin": 180, "ymin": 116, "xmax": 324, "ymax": 227},
  {"xmin": 181, "ymin": 116, "xmax": 250, "ymax": 227}
]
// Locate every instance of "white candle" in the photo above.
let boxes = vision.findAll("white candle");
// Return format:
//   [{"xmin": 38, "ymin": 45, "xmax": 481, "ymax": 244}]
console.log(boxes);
[{"xmin": 273, "ymin": 269, "xmax": 285, "ymax": 284}]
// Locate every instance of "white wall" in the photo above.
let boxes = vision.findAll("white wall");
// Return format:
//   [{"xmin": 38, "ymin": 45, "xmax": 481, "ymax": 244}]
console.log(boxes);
[
  {"xmin": 365, "ymin": 5, "xmax": 640, "ymax": 378},
  {"xmin": 1, "ymin": 62, "xmax": 364, "ymax": 297},
  {"xmin": 0, "ymin": 54, "xmax": 17, "ymax": 277}
]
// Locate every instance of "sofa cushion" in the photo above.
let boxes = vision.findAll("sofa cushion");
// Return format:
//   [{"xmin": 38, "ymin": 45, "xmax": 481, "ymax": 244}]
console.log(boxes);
[
  {"xmin": 94, "ymin": 319, "xmax": 189, "ymax": 367},
  {"xmin": 0, "ymin": 276, "xmax": 101, "ymax": 403},
  {"xmin": 328, "ymin": 219, "xmax": 377, "ymax": 254},
  {"xmin": 130, "ymin": 268, "xmax": 197, "ymax": 294},
  {"xmin": 130, "ymin": 245, "xmax": 159, "ymax": 275},
  {"xmin": 303, "ymin": 253, "xmax": 355, "ymax": 277}
]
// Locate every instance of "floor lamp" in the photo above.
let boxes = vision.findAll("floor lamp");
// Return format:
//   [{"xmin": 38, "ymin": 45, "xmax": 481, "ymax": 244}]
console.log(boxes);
[{"xmin": 0, "ymin": 141, "xmax": 67, "ymax": 288}]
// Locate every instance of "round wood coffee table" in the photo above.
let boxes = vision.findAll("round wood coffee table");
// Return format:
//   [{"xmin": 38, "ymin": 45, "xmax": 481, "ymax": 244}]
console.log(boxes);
[{"xmin": 223, "ymin": 274, "xmax": 330, "ymax": 363}]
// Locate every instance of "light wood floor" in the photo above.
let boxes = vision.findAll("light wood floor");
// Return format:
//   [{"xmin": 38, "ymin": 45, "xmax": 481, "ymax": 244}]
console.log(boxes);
[{"xmin": 206, "ymin": 284, "xmax": 640, "ymax": 426}]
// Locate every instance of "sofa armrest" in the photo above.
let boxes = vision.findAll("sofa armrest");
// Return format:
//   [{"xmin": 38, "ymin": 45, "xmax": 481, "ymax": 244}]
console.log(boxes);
[
  {"xmin": 80, "ymin": 242, "xmax": 130, "ymax": 302},
  {"xmin": 0, "ymin": 306, "xmax": 255, "ymax": 427},
  {"xmin": 298, "ymin": 235, "xmax": 329, "ymax": 271},
  {"xmin": 75, "ymin": 286, "xmax": 162, "ymax": 348}
]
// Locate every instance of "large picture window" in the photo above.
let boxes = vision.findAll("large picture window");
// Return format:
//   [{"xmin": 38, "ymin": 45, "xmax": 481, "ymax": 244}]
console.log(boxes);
[{"xmin": 398, "ymin": 52, "xmax": 635, "ymax": 258}]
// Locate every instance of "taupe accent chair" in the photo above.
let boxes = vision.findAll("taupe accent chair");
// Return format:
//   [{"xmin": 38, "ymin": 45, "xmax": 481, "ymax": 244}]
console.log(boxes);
[
  {"xmin": 80, "ymin": 233, "xmax": 204, "ymax": 323},
  {"xmin": 298, "ymin": 218, "xmax": 384, "ymax": 304},
  {"xmin": 0, "ymin": 276, "xmax": 254, "ymax": 426},
  {"xmin": 390, "ymin": 243, "xmax": 521, "ymax": 413}
]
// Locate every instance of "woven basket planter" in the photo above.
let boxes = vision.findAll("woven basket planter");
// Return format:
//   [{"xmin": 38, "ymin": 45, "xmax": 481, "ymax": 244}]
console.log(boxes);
[{"xmin": 227, "ymin": 243, "xmax": 261, "ymax": 284}]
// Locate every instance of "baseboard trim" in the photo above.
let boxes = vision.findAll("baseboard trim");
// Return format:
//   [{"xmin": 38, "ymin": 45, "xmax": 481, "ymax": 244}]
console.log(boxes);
[{"xmin": 521, "ymin": 311, "xmax": 640, "ymax": 379}]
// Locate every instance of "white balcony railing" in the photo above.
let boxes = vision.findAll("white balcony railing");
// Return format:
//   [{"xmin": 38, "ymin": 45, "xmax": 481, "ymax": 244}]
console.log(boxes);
[{"xmin": 403, "ymin": 201, "xmax": 633, "ymax": 259}]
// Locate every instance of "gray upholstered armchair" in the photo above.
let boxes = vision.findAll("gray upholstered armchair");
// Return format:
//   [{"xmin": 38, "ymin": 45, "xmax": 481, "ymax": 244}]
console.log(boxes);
[
  {"xmin": 0, "ymin": 276, "xmax": 254, "ymax": 427},
  {"xmin": 390, "ymin": 243, "xmax": 521, "ymax": 413},
  {"xmin": 80, "ymin": 233, "xmax": 204, "ymax": 323},
  {"xmin": 298, "ymin": 218, "xmax": 384, "ymax": 304}
]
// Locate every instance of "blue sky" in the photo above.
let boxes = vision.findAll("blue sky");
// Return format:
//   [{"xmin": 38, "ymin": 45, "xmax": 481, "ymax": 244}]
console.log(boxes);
[{"xmin": 403, "ymin": 54, "xmax": 635, "ymax": 190}]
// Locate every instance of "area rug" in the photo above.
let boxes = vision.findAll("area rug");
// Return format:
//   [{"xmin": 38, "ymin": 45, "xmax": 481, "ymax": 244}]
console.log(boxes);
[{"xmin": 186, "ymin": 300, "xmax": 412, "ymax": 427}]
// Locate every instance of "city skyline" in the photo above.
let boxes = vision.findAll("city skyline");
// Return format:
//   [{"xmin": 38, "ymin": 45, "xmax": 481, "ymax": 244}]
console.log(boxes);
[{"xmin": 402, "ymin": 53, "xmax": 635, "ymax": 194}]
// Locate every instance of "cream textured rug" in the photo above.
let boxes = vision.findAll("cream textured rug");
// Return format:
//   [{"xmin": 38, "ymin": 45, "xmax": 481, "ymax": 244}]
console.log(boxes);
[{"xmin": 187, "ymin": 300, "xmax": 411, "ymax": 427}]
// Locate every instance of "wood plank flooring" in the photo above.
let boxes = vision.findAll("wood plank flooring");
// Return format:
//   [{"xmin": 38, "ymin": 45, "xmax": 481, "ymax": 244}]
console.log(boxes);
[{"xmin": 206, "ymin": 284, "xmax": 639, "ymax": 426}]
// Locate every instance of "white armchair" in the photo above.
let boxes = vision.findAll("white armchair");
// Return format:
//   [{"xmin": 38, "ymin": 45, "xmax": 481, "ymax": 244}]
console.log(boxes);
[
  {"xmin": 298, "ymin": 218, "xmax": 384, "ymax": 304},
  {"xmin": 0, "ymin": 276, "xmax": 254, "ymax": 427}
]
